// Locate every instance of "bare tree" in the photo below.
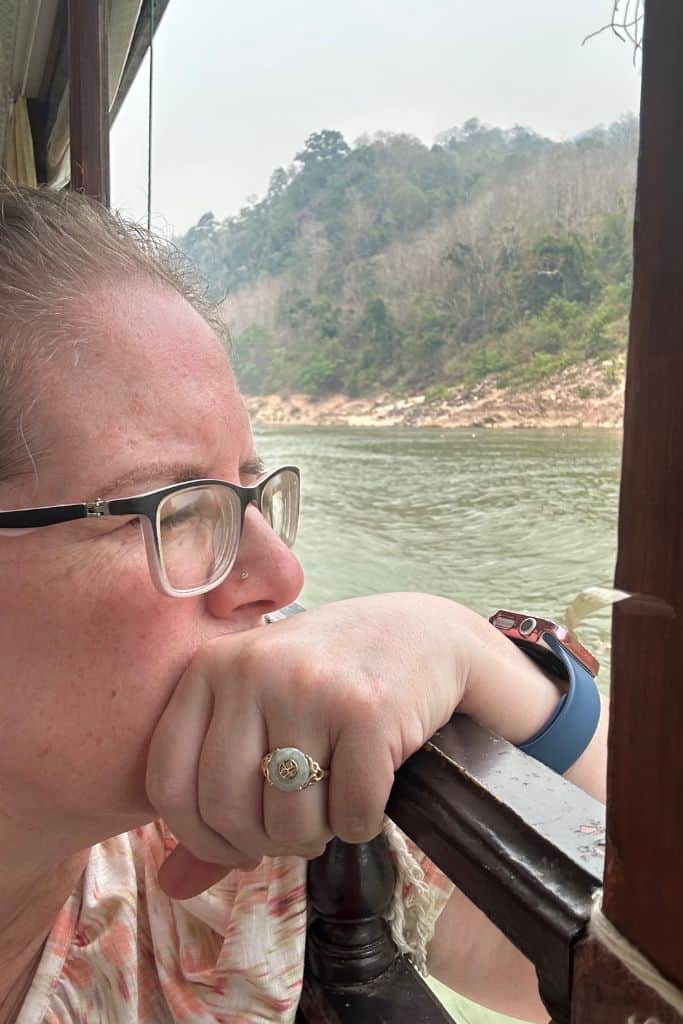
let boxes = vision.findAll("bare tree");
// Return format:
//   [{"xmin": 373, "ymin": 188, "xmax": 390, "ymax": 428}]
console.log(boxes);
[{"xmin": 583, "ymin": 1, "xmax": 644, "ymax": 65}]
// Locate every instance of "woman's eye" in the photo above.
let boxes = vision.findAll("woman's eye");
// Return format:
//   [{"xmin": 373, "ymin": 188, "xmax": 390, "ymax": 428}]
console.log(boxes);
[{"xmin": 161, "ymin": 507, "xmax": 195, "ymax": 530}]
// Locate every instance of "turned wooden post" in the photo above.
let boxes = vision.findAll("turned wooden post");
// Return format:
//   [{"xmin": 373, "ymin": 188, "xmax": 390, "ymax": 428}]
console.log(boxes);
[{"xmin": 306, "ymin": 835, "xmax": 398, "ymax": 984}]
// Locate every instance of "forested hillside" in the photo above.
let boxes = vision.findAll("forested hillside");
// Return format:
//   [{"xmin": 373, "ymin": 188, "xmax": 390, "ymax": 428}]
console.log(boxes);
[{"xmin": 178, "ymin": 117, "xmax": 638, "ymax": 398}]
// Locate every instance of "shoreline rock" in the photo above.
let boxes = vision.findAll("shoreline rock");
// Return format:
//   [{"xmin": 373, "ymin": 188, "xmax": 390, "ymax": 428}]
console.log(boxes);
[{"xmin": 245, "ymin": 358, "xmax": 625, "ymax": 430}]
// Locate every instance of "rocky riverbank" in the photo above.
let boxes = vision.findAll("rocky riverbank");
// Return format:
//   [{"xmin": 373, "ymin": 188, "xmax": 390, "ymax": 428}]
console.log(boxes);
[{"xmin": 245, "ymin": 358, "xmax": 625, "ymax": 430}]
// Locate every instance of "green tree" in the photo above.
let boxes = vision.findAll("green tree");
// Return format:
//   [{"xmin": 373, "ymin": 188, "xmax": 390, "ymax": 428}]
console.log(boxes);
[
  {"xmin": 295, "ymin": 130, "xmax": 350, "ymax": 166},
  {"xmin": 267, "ymin": 167, "xmax": 290, "ymax": 200}
]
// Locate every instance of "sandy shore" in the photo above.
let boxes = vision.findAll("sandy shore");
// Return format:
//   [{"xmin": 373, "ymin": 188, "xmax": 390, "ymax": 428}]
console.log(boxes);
[{"xmin": 245, "ymin": 358, "xmax": 625, "ymax": 430}]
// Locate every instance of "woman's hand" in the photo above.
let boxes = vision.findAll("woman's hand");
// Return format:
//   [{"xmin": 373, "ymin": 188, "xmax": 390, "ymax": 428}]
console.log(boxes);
[{"xmin": 146, "ymin": 593, "xmax": 474, "ymax": 899}]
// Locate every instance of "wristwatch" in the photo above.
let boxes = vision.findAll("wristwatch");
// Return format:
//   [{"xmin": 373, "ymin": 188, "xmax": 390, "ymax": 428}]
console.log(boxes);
[{"xmin": 489, "ymin": 610, "xmax": 601, "ymax": 774}]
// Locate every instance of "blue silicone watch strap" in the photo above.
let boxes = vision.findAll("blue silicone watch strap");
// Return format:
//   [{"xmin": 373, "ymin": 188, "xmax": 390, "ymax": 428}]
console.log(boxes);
[{"xmin": 517, "ymin": 631, "xmax": 601, "ymax": 774}]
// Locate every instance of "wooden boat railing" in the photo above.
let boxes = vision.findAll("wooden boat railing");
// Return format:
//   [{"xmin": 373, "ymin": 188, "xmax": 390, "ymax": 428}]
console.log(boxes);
[{"xmin": 4, "ymin": 1, "xmax": 682, "ymax": 1021}]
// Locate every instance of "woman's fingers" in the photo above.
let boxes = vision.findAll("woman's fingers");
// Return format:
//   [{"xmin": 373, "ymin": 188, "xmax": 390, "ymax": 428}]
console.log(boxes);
[
  {"xmin": 159, "ymin": 838, "xmax": 327, "ymax": 900},
  {"xmin": 158, "ymin": 845, "xmax": 261, "ymax": 899},
  {"xmin": 261, "ymin": 746, "xmax": 333, "ymax": 849},
  {"xmin": 200, "ymin": 673, "xmax": 333, "ymax": 853},
  {"xmin": 146, "ymin": 666, "xmax": 256, "ymax": 868},
  {"xmin": 328, "ymin": 721, "xmax": 396, "ymax": 843},
  {"xmin": 261, "ymin": 685, "xmax": 334, "ymax": 847},
  {"xmin": 149, "ymin": 651, "xmax": 333, "ymax": 880},
  {"xmin": 196, "ymin": 691, "xmax": 269, "ymax": 857}
]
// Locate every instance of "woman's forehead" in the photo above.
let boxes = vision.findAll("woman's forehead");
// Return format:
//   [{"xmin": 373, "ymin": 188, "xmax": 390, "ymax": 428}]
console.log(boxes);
[
  {"xmin": 27, "ymin": 284, "xmax": 251, "ymax": 500},
  {"xmin": 82, "ymin": 282, "xmax": 232, "ymax": 390}
]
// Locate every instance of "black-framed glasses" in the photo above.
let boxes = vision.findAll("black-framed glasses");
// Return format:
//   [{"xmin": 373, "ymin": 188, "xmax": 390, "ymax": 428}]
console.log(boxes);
[{"xmin": 0, "ymin": 466, "xmax": 300, "ymax": 598}]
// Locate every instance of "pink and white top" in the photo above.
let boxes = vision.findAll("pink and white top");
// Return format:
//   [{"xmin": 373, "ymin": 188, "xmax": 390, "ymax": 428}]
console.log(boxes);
[{"xmin": 17, "ymin": 822, "xmax": 452, "ymax": 1023}]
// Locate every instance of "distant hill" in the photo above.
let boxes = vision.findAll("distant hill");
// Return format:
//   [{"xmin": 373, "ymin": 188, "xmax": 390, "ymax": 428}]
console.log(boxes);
[{"xmin": 177, "ymin": 117, "xmax": 638, "ymax": 398}]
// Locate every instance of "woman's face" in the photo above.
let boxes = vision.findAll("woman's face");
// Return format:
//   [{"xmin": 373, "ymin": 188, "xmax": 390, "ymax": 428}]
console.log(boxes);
[{"xmin": 0, "ymin": 281, "xmax": 304, "ymax": 850}]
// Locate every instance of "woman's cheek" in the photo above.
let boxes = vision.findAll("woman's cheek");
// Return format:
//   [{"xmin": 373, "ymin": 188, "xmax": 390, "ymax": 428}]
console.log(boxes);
[
  {"xmin": 54, "ymin": 540, "xmax": 198, "ymax": 757},
  {"xmin": 1, "ymin": 530, "xmax": 205, "ymax": 823},
  {"xmin": 80, "ymin": 567, "xmax": 198, "ymax": 712}
]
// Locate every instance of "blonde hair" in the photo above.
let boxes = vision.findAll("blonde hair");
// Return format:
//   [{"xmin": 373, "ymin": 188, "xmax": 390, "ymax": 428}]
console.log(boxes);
[{"xmin": 0, "ymin": 184, "xmax": 226, "ymax": 484}]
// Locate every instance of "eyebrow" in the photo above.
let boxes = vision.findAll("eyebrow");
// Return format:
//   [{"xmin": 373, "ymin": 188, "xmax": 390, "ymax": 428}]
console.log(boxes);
[{"xmin": 95, "ymin": 454, "xmax": 266, "ymax": 499}]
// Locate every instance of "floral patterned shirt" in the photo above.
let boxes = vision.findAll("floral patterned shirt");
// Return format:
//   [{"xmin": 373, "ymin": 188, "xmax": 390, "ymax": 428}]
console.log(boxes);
[{"xmin": 17, "ymin": 822, "xmax": 453, "ymax": 1023}]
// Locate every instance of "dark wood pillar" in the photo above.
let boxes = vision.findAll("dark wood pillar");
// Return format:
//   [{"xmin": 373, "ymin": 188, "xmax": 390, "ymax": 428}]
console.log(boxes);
[
  {"xmin": 572, "ymin": 940, "xmax": 683, "ymax": 1024},
  {"xmin": 68, "ymin": 0, "xmax": 110, "ymax": 204},
  {"xmin": 298, "ymin": 836, "xmax": 456, "ymax": 1023},
  {"xmin": 305, "ymin": 835, "xmax": 398, "ymax": 985},
  {"xmin": 592, "ymin": 0, "xmax": 683, "ymax": 1008}
]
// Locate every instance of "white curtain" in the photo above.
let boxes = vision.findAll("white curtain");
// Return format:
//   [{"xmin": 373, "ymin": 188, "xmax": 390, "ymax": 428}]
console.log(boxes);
[{"xmin": 4, "ymin": 95, "xmax": 37, "ymax": 186}]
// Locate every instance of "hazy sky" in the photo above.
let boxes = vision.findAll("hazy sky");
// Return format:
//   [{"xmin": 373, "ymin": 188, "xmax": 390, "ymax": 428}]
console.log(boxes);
[{"xmin": 110, "ymin": 0, "xmax": 641, "ymax": 235}]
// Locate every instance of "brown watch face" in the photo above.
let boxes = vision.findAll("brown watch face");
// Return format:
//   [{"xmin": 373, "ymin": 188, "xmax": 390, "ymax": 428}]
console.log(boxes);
[{"xmin": 489, "ymin": 609, "xmax": 599, "ymax": 677}]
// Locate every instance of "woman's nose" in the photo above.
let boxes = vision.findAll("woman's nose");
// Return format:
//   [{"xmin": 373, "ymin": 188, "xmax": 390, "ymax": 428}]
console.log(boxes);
[{"xmin": 205, "ymin": 503, "xmax": 304, "ymax": 620}]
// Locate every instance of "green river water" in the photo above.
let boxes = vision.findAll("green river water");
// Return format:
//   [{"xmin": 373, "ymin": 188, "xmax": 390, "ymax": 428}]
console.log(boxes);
[{"xmin": 254, "ymin": 425, "xmax": 622, "ymax": 1023}]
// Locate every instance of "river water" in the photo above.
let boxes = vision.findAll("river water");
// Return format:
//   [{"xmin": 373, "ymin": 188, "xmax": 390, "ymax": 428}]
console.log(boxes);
[
  {"xmin": 255, "ymin": 425, "xmax": 622, "ymax": 690},
  {"xmin": 255, "ymin": 424, "xmax": 622, "ymax": 1024}
]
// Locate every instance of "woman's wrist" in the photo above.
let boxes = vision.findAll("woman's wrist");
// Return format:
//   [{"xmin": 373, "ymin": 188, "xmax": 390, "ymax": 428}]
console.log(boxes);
[
  {"xmin": 454, "ymin": 606, "xmax": 607, "ymax": 801},
  {"xmin": 455, "ymin": 609, "xmax": 565, "ymax": 746}
]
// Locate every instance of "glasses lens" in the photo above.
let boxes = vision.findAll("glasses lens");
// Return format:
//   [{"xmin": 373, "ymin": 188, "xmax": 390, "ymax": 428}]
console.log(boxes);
[
  {"xmin": 261, "ymin": 469, "xmax": 299, "ymax": 548},
  {"xmin": 157, "ymin": 485, "xmax": 240, "ymax": 592}
]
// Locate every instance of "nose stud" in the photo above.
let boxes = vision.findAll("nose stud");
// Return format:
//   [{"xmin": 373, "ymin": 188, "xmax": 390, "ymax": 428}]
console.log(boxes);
[{"xmin": 239, "ymin": 570, "xmax": 249, "ymax": 580}]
